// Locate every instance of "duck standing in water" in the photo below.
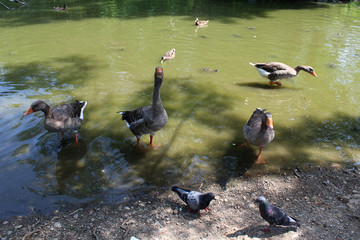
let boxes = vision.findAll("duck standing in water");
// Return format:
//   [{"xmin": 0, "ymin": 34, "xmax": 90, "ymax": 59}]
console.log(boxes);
[
  {"xmin": 161, "ymin": 48, "xmax": 175, "ymax": 64},
  {"xmin": 195, "ymin": 17, "xmax": 209, "ymax": 26},
  {"xmin": 24, "ymin": 100, "xmax": 87, "ymax": 143},
  {"xmin": 249, "ymin": 62, "xmax": 317, "ymax": 86},
  {"xmin": 242, "ymin": 108, "xmax": 275, "ymax": 164},
  {"xmin": 119, "ymin": 67, "xmax": 168, "ymax": 148}
]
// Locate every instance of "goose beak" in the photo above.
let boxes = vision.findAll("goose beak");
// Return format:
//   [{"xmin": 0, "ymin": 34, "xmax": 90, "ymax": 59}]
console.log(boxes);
[
  {"xmin": 24, "ymin": 107, "xmax": 34, "ymax": 116},
  {"xmin": 155, "ymin": 67, "xmax": 163, "ymax": 78},
  {"xmin": 266, "ymin": 117, "xmax": 274, "ymax": 129},
  {"xmin": 312, "ymin": 71, "xmax": 317, "ymax": 77}
]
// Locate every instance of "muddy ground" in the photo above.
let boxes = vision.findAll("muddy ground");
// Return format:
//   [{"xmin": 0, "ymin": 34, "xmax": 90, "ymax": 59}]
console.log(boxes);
[{"xmin": 1, "ymin": 165, "xmax": 359, "ymax": 240}]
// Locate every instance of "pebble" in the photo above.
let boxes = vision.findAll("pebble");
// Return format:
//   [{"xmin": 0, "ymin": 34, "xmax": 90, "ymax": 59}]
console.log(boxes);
[
  {"xmin": 54, "ymin": 222, "xmax": 61, "ymax": 228},
  {"xmin": 3, "ymin": 221, "xmax": 8, "ymax": 225},
  {"xmin": 124, "ymin": 206, "xmax": 131, "ymax": 210},
  {"xmin": 7, "ymin": 231, "xmax": 12, "ymax": 235},
  {"xmin": 73, "ymin": 213, "xmax": 79, "ymax": 219}
]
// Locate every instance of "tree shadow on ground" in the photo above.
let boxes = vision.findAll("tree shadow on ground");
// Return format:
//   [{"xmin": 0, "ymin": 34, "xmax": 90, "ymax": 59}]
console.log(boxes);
[{"xmin": 227, "ymin": 225, "xmax": 297, "ymax": 238}]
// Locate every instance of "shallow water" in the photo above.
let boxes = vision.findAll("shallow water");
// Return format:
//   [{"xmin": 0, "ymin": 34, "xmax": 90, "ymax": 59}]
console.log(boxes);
[{"xmin": 0, "ymin": 1, "xmax": 360, "ymax": 217}]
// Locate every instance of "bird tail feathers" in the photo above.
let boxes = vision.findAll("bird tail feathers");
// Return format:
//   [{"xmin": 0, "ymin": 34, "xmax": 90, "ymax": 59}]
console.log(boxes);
[
  {"xmin": 79, "ymin": 101, "xmax": 87, "ymax": 120},
  {"xmin": 289, "ymin": 216, "xmax": 301, "ymax": 227},
  {"xmin": 171, "ymin": 186, "xmax": 189, "ymax": 200},
  {"xmin": 117, "ymin": 111, "xmax": 131, "ymax": 128}
]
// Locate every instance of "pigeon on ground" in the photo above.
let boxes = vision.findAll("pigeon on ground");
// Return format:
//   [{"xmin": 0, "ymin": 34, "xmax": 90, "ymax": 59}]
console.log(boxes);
[
  {"xmin": 254, "ymin": 196, "xmax": 300, "ymax": 231},
  {"xmin": 171, "ymin": 186, "xmax": 216, "ymax": 213}
]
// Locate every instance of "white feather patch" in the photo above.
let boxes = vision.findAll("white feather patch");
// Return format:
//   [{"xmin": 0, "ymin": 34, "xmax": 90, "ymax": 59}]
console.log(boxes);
[
  {"xmin": 79, "ymin": 101, "xmax": 87, "ymax": 120},
  {"xmin": 255, "ymin": 67, "xmax": 270, "ymax": 78}
]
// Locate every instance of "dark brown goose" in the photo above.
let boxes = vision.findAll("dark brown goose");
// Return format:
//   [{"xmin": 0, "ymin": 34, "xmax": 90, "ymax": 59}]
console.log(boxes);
[
  {"xmin": 161, "ymin": 48, "xmax": 175, "ymax": 64},
  {"xmin": 242, "ymin": 108, "xmax": 275, "ymax": 164},
  {"xmin": 24, "ymin": 100, "xmax": 87, "ymax": 143},
  {"xmin": 249, "ymin": 62, "xmax": 317, "ymax": 86},
  {"xmin": 195, "ymin": 18, "xmax": 209, "ymax": 26},
  {"xmin": 119, "ymin": 67, "xmax": 168, "ymax": 148}
]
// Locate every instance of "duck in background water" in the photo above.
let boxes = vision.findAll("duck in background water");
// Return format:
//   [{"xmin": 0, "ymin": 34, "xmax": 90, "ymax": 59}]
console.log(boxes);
[
  {"xmin": 161, "ymin": 48, "xmax": 175, "ymax": 64},
  {"xmin": 54, "ymin": 4, "xmax": 66, "ymax": 11},
  {"xmin": 195, "ymin": 17, "xmax": 209, "ymax": 26}
]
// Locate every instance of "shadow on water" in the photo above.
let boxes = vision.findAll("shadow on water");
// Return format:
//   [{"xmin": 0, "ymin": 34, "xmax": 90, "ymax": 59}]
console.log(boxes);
[
  {"xmin": 235, "ymin": 82, "xmax": 291, "ymax": 90},
  {"xmin": 1, "ymin": 55, "xmax": 99, "ymax": 94},
  {"xmin": 274, "ymin": 112, "xmax": 360, "ymax": 165},
  {"xmin": 0, "ymin": 0, "xmax": 329, "ymax": 27}
]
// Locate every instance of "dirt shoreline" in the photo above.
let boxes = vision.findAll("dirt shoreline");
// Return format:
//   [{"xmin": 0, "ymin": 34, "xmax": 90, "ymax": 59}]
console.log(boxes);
[{"xmin": 1, "ymin": 165, "xmax": 359, "ymax": 240}]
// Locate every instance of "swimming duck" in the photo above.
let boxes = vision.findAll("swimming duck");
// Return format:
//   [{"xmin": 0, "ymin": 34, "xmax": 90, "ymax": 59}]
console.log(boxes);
[
  {"xmin": 54, "ymin": 4, "xmax": 66, "ymax": 11},
  {"xmin": 24, "ymin": 100, "xmax": 87, "ymax": 143},
  {"xmin": 161, "ymin": 48, "xmax": 175, "ymax": 64},
  {"xmin": 195, "ymin": 18, "xmax": 209, "ymax": 26},
  {"xmin": 119, "ymin": 67, "xmax": 168, "ymax": 148},
  {"xmin": 242, "ymin": 108, "xmax": 275, "ymax": 164},
  {"xmin": 249, "ymin": 62, "xmax": 317, "ymax": 86}
]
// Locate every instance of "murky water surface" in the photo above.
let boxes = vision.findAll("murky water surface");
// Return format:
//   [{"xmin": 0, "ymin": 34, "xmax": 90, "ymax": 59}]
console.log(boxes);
[{"xmin": 0, "ymin": 1, "xmax": 360, "ymax": 217}]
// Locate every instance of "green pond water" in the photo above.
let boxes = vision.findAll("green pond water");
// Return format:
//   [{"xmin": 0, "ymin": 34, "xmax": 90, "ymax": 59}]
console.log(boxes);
[{"xmin": 0, "ymin": 1, "xmax": 360, "ymax": 217}]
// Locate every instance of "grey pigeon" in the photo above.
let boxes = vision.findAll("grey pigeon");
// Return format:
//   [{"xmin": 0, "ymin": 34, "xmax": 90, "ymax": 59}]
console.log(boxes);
[
  {"xmin": 255, "ymin": 196, "xmax": 300, "ymax": 231},
  {"xmin": 172, "ymin": 186, "xmax": 215, "ymax": 213}
]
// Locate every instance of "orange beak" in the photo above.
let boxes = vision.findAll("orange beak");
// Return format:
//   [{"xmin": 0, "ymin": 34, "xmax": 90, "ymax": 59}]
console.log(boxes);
[
  {"xmin": 312, "ymin": 71, "xmax": 317, "ymax": 77},
  {"xmin": 156, "ymin": 67, "xmax": 163, "ymax": 78},
  {"xmin": 24, "ymin": 107, "xmax": 34, "ymax": 116},
  {"xmin": 266, "ymin": 117, "xmax": 274, "ymax": 129}
]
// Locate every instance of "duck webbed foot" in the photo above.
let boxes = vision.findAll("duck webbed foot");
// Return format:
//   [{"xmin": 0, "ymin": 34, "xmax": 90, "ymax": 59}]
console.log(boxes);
[{"xmin": 269, "ymin": 81, "xmax": 281, "ymax": 86}]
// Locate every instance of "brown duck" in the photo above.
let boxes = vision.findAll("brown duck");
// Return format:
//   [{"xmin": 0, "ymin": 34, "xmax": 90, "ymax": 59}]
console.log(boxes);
[
  {"xmin": 119, "ymin": 67, "xmax": 168, "ymax": 148},
  {"xmin": 249, "ymin": 62, "xmax": 317, "ymax": 86},
  {"xmin": 242, "ymin": 108, "xmax": 275, "ymax": 164},
  {"xmin": 24, "ymin": 100, "xmax": 87, "ymax": 143},
  {"xmin": 195, "ymin": 18, "xmax": 209, "ymax": 26},
  {"xmin": 54, "ymin": 4, "xmax": 66, "ymax": 11},
  {"xmin": 161, "ymin": 48, "xmax": 175, "ymax": 64}
]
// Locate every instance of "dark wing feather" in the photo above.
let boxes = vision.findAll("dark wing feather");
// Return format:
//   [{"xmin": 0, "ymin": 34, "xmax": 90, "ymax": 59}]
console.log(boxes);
[
  {"xmin": 172, "ymin": 186, "xmax": 191, "ymax": 204},
  {"xmin": 268, "ymin": 205, "xmax": 300, "ymax": 227},
  {"xmin": 120, "ymin": 106, "xmax": 151, "ymax": 125}
]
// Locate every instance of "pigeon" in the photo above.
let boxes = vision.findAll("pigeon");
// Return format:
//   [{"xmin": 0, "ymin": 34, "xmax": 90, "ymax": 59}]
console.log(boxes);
[
  {"xmin": 255, "ymin": 196, "xmax": 300, "ymax": 231},
  {"xmin": 171, "ymin": 186, "xmax": 216, "ymax": 213}
]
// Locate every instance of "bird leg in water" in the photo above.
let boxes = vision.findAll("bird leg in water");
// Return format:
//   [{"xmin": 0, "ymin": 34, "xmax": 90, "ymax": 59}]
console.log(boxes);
[
  {"xmin": 149, "ymin": 135, "xmax": 154, "ymax": 146},
  {"xmin": 205, "ymin": 207, "xmax": 212, "ymax": 211},
  {"xmin": 269, "ymin": 81, "xmax": 281, "ymax": 86},
  {"xmin": 75, "ymin": 133, "xmax": 79, "ymax": 144},
  {"xmin": 240, "ymin": 139, "xmax": 247, "ymax": 148},
  {"xmin": 61, "ymin": 132, "xmax": 65, "ymax": 139},
  {"xmin": 136, "ymin": 138, "xmax": 141, "ymax": 149}
]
